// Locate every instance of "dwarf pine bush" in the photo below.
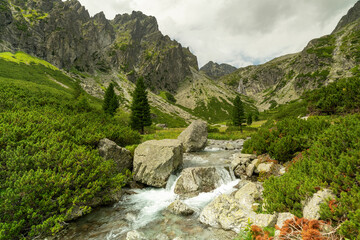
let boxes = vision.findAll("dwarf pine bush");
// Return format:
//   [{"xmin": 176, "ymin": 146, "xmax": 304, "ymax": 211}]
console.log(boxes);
[
  {"xmin": 0, "ymin": 58, "xmax": 140, "ymax": 239},
  {"xmin": 262, "ymin": 114, "xmax": 360, "ymax": 239},
  {"xmin": 242, "ymin": 117, "xmax": 330, "ymax": 162}
]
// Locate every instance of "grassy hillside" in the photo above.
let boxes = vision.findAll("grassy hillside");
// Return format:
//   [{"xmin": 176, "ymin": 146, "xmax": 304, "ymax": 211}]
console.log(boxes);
[
  {"xmin": 175, "ymin": 70, "xmax": 258, "ymax": 123},
  {"xmin": 0, "ymin": 52, "xmax": 141, "ymax": 239}
]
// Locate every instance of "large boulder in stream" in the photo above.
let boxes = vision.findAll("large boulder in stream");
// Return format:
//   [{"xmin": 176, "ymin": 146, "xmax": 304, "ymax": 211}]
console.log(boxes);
[
  {"xmin": 98, "ymin": 138, "xmax": 133, "ymax": 172},
  {"xmin": 178, "ymin": 120, "xmax": 208, "ymax": 152},
  {"xmin": 133, "ymin": 139, "xmax": 183, "ymax": 188},
  {"xmin": 174, "ymin": 166, "xmax": 233, "ymax": 197},
  {"xmin": 199, "ymin": 182, "xmax": 276, "ymax": 233}
]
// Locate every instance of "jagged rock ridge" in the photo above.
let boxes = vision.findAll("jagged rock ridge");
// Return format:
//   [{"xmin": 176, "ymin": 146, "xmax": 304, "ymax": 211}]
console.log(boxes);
[
  {"xmin": 200, "ymin": 61, "xmax": 237, "ymax": 79},
  {"xmin": 333, "ymin": 0, "xmax": 360, "ymax": 33},
  {"xmin": 0, "ymin": 0, "xmax": 198, "ymax": 93}
]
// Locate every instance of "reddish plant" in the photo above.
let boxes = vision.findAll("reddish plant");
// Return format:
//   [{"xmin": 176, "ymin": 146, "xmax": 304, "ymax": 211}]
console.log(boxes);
[{"xmin": 251, "ymin": 225, "xmax": 272, "ymax": 240}]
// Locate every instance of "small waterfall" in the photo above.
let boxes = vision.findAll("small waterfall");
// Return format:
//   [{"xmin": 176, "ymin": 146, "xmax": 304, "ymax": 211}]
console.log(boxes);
[{"xmin": 215, "ymin": 166, "xmax": 236, "ymax": 187}]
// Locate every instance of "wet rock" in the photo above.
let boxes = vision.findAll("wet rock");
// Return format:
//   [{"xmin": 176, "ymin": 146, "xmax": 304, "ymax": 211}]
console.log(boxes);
[
  {"xmin": 128, "ymin": 180, "xmax": 146, "ymax": 189},
  {"xmin": 303, "ymin": 189, "xmax": 335, "ymax": 220},
  {"xmin": 98, "ymin": 138, "xmax": 133, "ymax": 172},
  {"xmin": 255, "ymin": 162, "xmax": 274, "ymax": 174},
  {"xmin": 125, "ymin": 212, "xmax": 137, "ymax": 222},
  {"xmin": 126, "ymin": 230, "xmax": 147, "ymax": 240},
  {"xmin": 133, "ymin": 139, "xmax": 183, "ymax": 188},
  {"xmin": 276, "ymin": 212, "xmax": 295, "ymax": 229},
  {"xmin": 178, "ymin": 120, "xmax": 208, "ymax": 152},
  {"xmin": 205, "ymin": 139, "xmax": 244, "ymax": 151},
  {"xmin": 167, "ymin": 200, "xmax": 195, "ymax": 216},
  {"xmin": 174, "ymin": 166, "xmax": 232, "ymax": 197}
]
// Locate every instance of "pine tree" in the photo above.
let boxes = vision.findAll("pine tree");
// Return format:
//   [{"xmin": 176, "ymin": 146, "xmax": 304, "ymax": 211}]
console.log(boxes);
[
  {"xmin": 130, "ymin": 77, "xmax": 152, "ymax": 134},
  {"xmin": 247, "ymin": 113, "xmax": 253, "ymax": 126},
  {"xmin": 233, "ymin": 95, "xmax": 245, "ymax": 132},
  {"xmin": 103, "ymin": 82, "xmax": 119, "ymax": 116}
]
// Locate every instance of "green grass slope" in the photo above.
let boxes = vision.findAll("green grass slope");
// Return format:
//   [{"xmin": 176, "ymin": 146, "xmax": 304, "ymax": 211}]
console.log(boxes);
[{"xmin": 0, "ymin": 52, "xmax": 141, "ymax": 239}]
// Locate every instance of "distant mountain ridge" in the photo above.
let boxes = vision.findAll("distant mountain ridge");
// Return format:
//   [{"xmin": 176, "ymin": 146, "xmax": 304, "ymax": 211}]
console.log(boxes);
[
  {"xmin": 221, "ymin": 0, "xmax": 360, "ymax": 110},
  {"xmin": 200, "ymin": 61, "xmax": 237, "ymax": 79}
]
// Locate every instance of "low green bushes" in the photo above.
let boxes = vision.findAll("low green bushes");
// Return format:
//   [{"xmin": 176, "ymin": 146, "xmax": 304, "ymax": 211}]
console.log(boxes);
[
  {"xmin": 242, "ymin": 117, "xmax": 330, "ymax": 162},
  {"xmin": 306, "ymin": 76, "xmax": 360, "ymax": 114},
  {"xmin": 0, "ymin": 67, "xmax": 140, "ymax": 238},
  {"xmin": 262, "ymin": 114, "xmax": 360, "ymax": 239}
]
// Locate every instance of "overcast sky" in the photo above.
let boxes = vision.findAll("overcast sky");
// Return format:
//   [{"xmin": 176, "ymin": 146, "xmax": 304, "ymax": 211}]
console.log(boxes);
[{"xmin": 77, "ymin": 0, "xmax": 358, "ymax": 68}]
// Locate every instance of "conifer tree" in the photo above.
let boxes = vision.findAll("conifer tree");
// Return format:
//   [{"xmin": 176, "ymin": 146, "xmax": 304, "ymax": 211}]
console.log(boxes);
[
  {"xmin": 247, "ymin": 113, "xmax": 253, "ymax": 126},
  {"xmin": 233, "ymin": 95, "xmax": 245, "ymax": 132},
  {"xmin": 130, "ymin": 77, "xmax": 152, "ymax": 134},
  {"xmin": 103, "ymin": 82, "xmax": 119, "ymax": 116}
]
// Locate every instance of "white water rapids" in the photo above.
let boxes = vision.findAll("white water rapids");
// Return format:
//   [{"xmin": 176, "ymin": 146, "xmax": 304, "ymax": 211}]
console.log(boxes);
[{"xmin": 53, "ymin": 143, "xmax": 243, "ymax": 240}]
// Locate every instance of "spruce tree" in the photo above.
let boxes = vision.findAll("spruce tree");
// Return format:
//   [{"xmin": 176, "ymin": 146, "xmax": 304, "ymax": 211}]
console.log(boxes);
[
  {"xmin": 247, "ymin": 113, "xmax": 253, "ymax": 126},
  {"xmin": 103, "ymin": 82, "xmax": 119, "ymax": 116},
  {"xmin": 130, "ymin": 77, "xmax": 152, "ymax": 134},
  {"xmin": 232, "ymin": 95, "xmax": 245, "ymax": 132}
]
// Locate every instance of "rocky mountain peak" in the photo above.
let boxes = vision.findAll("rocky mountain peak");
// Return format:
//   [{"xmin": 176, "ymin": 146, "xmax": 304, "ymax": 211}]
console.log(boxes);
[
  {"xmin": 200, "ymin": 61, "xmax": 237, "ymax": 79},
  {"xmin": 0, "ymin": 0, "xmax": 198, "ymax": 93},
  {"xmin": 333, "ymin": 1, "xmax": 360, "ymax": 33}
]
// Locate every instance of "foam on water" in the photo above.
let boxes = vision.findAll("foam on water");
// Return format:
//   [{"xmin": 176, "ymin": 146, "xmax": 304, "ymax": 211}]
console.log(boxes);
[
  {"xmin": 120, "ymin": 175, "xmax": 180, "ymax": 229},
  {"xmin": 183, "ymin": 179, "xmax": 239, "ymax": 211}
]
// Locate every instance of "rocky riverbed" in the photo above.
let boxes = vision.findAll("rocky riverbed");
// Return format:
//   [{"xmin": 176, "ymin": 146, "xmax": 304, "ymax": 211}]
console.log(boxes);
[{"xmin": 48, "ymin": 121, "xmax": 333, "ymax": 240}]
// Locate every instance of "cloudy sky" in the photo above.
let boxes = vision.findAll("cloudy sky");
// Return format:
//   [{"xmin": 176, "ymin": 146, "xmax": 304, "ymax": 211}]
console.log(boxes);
[{"xmin": 77, "ymin": 0, "xmax": 357, "ymax": 68}]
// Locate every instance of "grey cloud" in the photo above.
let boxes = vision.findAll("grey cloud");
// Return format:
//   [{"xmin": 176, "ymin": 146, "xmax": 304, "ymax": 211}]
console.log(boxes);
[{"xmin": 77, "ymin": 0, "xmax": 358, "ymax": 67}]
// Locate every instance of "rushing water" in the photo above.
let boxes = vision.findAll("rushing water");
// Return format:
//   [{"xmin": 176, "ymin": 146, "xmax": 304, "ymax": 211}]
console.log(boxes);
[{"xmin": 51, "ymin": 142, "xmax": 242, "ymax": 240}]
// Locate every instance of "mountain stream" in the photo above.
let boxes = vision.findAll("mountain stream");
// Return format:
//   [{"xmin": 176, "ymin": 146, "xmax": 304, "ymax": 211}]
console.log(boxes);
[{"xmin": 51, "ymin": 140, "xmax": 243, "ymax": 240}]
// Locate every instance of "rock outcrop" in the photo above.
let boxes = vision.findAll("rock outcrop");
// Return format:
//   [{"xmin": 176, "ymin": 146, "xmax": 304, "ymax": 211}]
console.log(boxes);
[
  {"xmin": 303, "ymin": 189, "xmax": 335, "ymax": 220},
  {"xmin": 174, "ymin": 166, "xmax": 233, "ymax": 197},
  {"xmin": 200, "ymin": 61, "xmax": 237, "ymax": 79},
  {"xmin": 178, "ymin": 120, "xmax": 207, "ymax": 152},
  {"xmin": 133, "ymin": 139, "xmax": 183, "ymax": 187},
  {"xmin": 199, "ymin": 193, "xmax": 277, "ymax": 233},
  {"xmin": 199, "ymin": 181, "xmax": 276, "ymax": 233},
  {"xmin": 0, "ymin": 0, "xmax": 198, "ymax": 93},
  {"xmin": 98, "ymin": 138, "xmax": 133, "ymax": 172},
  {"xmin": 333, "ymin": 1, "xmax": 360, "ymax": 33}
]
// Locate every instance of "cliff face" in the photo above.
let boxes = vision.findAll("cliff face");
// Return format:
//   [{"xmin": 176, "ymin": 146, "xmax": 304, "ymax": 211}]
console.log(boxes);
[
  {"xmin": 0, "ymin": 0, "xmax": 198, "ymax": 93},
  {"xmin": 221, "ymin": 1, "xmax": 360, "ymax": 110},
  {"xmin": 333, "ymin": 0, "xmax": 360, "ymax": 33},
  {"xmin": 200, "ymin": 61, "xmax": 237, "ymax": 79}
]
